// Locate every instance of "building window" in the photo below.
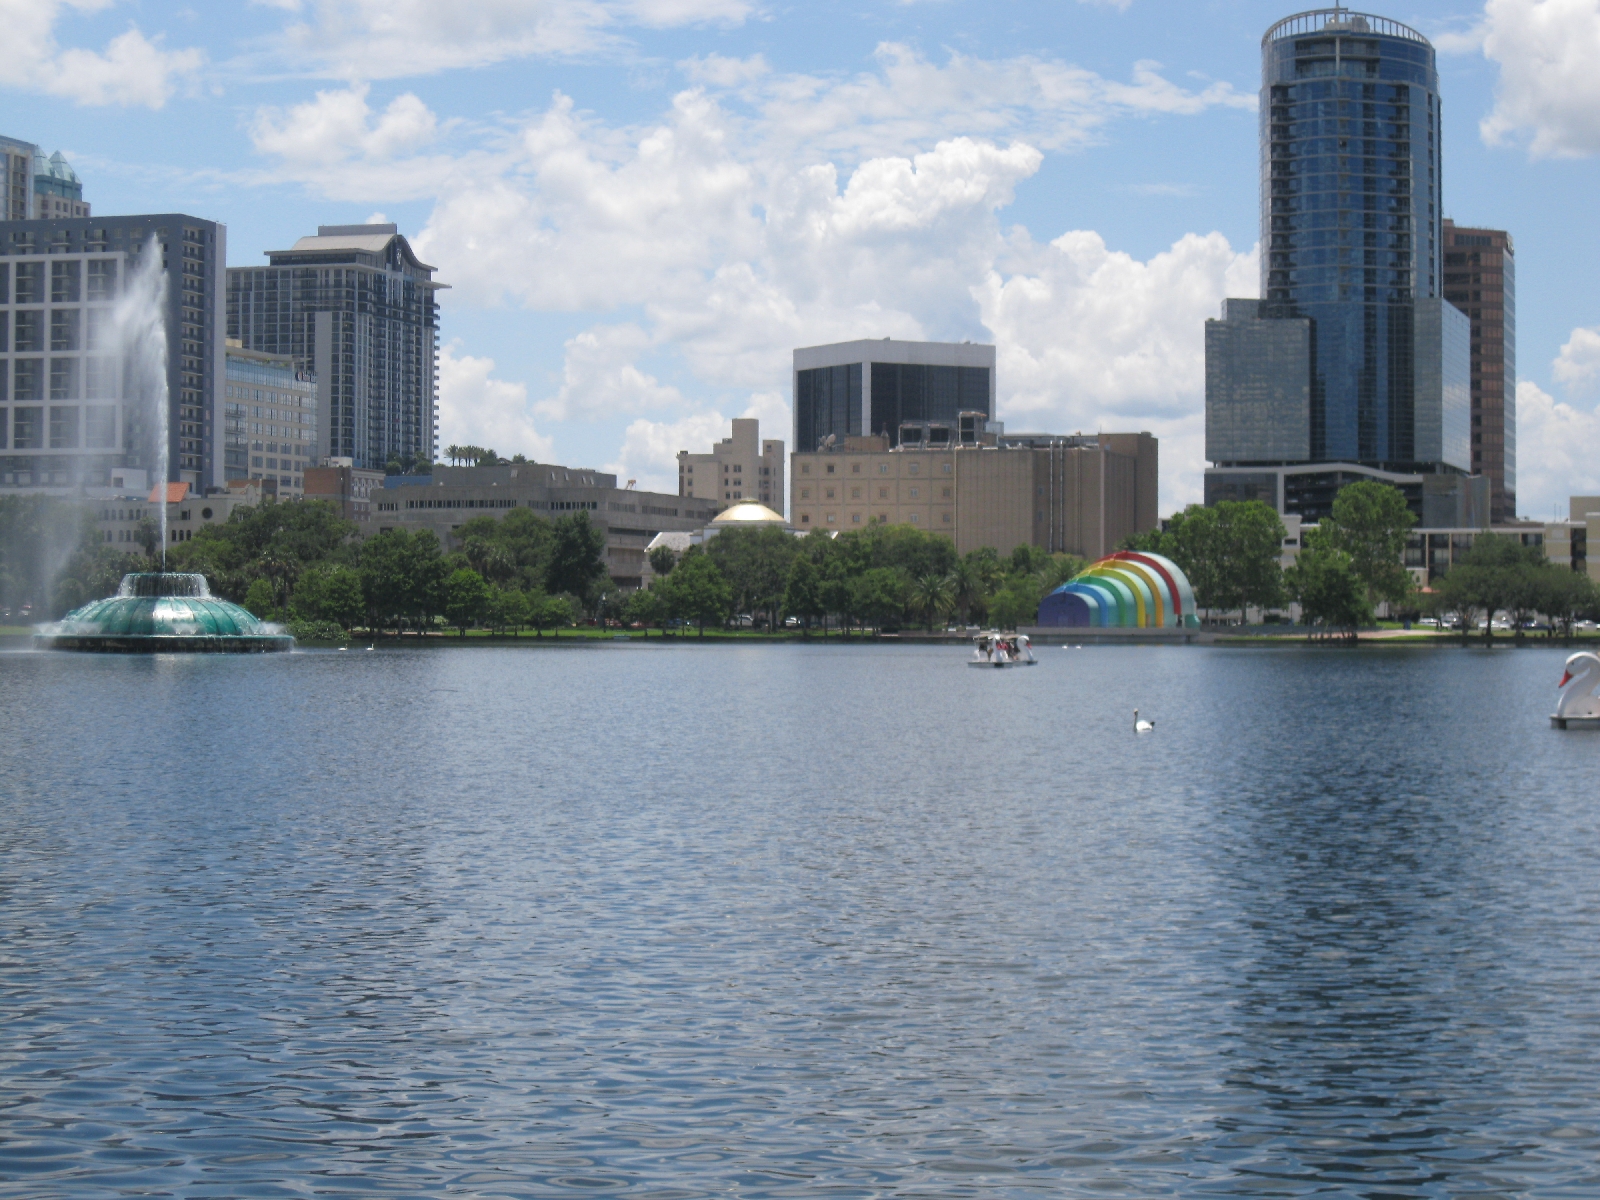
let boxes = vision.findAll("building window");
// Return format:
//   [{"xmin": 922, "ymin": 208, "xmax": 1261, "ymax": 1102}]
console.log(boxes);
[
  {"xmin": 942, "ymin": 512, "xmax": 952, "ymax": 524},
  {"xmin": 852, "ymin": 513, "xmax": 862, "ymax": 523},
  {"xmin": 825, "ymin": 488, "xmax": 835, "ymax": 499},
  {"xmin": 12, "ymin": 406, "xmax": 42, "ymax": 449},
  {"xmin": 878, "ymin": 464, "xmax": 888, "ymax": 474},
  {"xmin": 851, "ymin": 487, "xmax": 861, "ymax": 499},
  {"xmin": 910, "ymin": 512, "xmax": 920, "ymax": 523},
  {"xmin": 826, "ymin": 464, "xmax": 835, "ymax": 474},
  {"xmin": 879, "ymin": 487, "xmax": 888, "ymax": 499},
  {"xmin": 49, "ymin": 405, "xmax": 80, "ymax": 448},
  {"xmin": 942, "ymin": 487, "xmax": 952, "ymax": 499},
  {"xmin": 85, "ymin": 406, "xmax": 116, "ymax": 448},
  {"xmin": 942, "ymin": 464, "xmax": 951, "ymax": 473},
  {"xmin": 827, "ymin": 513, "xmax": 836, "ymax": 523},
  {"xmin": 801, "ymin": 513, "xmax": 810, "ymax": 523},
  {"xmin": 802, "ymin": 465, "xmax": 810, "ymax": 474},
  {"xmin": 910, "ymin": 487, "xmax": 919, "ymax": 498},
  {"xmin": 801, "ymin": 488, "xmax": 810, "ymax": 499},
  {"xmin": 851, "ymin": 464, "xmax": 860, "ymax": 473}
]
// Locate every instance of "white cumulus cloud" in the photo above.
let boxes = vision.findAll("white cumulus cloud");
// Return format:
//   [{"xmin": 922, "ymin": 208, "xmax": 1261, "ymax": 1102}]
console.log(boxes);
[
  {"xmin": 536, "ymin": 325, "xmax": 688, "ymax": 421},
  {"xmin": 438, "ymin": 342, "xmax": 553, "ymax": 461},
  {"xmin": 1553, "ymin": 324, "xmax": 1600, "ymax": 393},
  {"xmin": 0, "ymin": 0, "xmax": 203, "ymax": 109},
  {"xmin": 605, "ymin": 393, "xmax": 790, "ymax": 497},
  {"xmin": 1476, "ymin": 0, "xmax": 1600, "ymax": 157},
  {"xmin": 270, "ymin": 0, "xmax": 753, "ymax": 79},
  {"xmin": 1513, "ymin": 380, "xmax": 1600, "ymax": 518},
  {"xmin": 252, "ymin": 42, "xmax": 1260, "ymax": 515},
  {"xmin": 979, "ymin": 229, "xmax": 1258, "ymax": 508},
  {"xmin": 249, "ymin": 84, "xmax": 461, "ymax": 201}
]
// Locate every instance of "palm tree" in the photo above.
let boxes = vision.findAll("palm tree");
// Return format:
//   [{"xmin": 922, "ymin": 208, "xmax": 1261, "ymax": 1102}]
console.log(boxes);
[
  {"xmin": 949, "ymin": 560, "xmax": 984, "ymax": 626},
  {"xmin": 444, "ymin": 443, "xmax": 462, "ymax": 467},
  {"xmin": 911, "ymin": 572, "xmax": 954, "ymax": 632}
]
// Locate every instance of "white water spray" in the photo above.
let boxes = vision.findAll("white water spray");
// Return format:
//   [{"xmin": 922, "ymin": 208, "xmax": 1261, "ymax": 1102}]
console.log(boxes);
[{"xmin": 113, "ymin": 247, "xmax": 170, "ymax": 569}]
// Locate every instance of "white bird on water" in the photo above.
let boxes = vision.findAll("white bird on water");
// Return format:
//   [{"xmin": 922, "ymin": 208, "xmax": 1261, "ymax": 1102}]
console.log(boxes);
[{"xmin": 1134, "ymin": 709, "xmax": 1155, "ymax": 733}]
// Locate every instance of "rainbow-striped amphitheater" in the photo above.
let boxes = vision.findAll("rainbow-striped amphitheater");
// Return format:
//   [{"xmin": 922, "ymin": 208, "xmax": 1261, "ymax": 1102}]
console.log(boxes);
[{"xmin": 1035, "ymin": 551, "xmax": 1201, "ymax": 629}]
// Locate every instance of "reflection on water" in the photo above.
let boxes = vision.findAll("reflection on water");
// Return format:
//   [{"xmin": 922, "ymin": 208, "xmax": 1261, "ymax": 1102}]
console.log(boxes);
[{"xmin": 2, "ymin": 643, "xmax": 1598, "ymax": 1197}]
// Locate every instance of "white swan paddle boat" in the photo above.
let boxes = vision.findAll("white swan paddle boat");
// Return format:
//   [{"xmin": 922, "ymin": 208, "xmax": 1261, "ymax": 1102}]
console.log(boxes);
[
  {"xmin": 1552, "ymin": 651, "xmax": 1600, "ymax": 729},
  {"xmin": 970, "ymin": 631, "xmax": 1037, "ymax": 667}
]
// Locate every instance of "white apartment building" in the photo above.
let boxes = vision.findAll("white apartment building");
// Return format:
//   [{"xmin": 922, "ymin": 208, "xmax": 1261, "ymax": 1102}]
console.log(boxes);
[{"xmin": 676, "ymin": 418, "xmax": 785, "ymax": 516}]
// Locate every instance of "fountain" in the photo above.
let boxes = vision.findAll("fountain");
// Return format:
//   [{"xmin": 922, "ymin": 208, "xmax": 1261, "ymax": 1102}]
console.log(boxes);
[{"xmin": 36, "ymin": 573, "xmax": 293, "ymax": 653}]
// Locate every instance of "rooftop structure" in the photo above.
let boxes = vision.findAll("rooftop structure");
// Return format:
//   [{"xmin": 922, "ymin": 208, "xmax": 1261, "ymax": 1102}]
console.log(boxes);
[
  {"xmin": 33, "ymin": 151, "xmax": 88, "ymax": 220},
  {"xmin": 794, "ymin": 339, "xmax": 995, "ymax": 453}
]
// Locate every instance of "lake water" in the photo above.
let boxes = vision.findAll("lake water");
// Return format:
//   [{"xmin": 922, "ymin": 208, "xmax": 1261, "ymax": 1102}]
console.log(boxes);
[{"xmin": 3, "ymin": 640, "xmax": 1599, "ymax": 1198}]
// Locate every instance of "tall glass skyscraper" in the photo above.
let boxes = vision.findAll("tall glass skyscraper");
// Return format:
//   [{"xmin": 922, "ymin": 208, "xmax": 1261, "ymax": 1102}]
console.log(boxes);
[
  {"xmin": 1262, "ymin": 9, "xmax": 1442, "ymax": 466},
  {"xmin": 1206, "ymin": 9, "xmax": 1476, "ymax": 522}
]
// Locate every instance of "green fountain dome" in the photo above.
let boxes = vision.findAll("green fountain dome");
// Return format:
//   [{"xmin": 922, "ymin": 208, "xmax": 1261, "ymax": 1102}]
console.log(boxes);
[{"xmin": 37, "ymin": 573, "xmax": 294, "ymax": 653}]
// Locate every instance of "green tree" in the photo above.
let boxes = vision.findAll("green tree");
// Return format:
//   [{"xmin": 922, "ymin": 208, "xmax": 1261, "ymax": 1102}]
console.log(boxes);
[
  {"xmin": 658, "ymin": 549, "xmax": 732, "ymax": 636},
  {"xmin": 547, "ymin": 511, "xmax": 609, "ymax": 610},
  {"xmin": 1435, "ymin": 533, "xmax": 1552, "ymax": 642},
  {"xmin": 849, "ymin": 567, "xmax": 906, "ymax": 633},
  {"xmin": 242, "ymin": 577, "xmax": 278, "ymax": 620},
  {"xmin": 707, "ymin": 525, "xmax": 800, "ymax": 630},
  {"xmin": 987, "ymin": 578, "xmax": 1043, "ymax": 631},
  {"xmin": 648, "ymin": 544, "xmax": 679, "ymax": 578},
  {"xmin": 292, "ymin": 562, "xmax": 365, "ymax": 631},
  {"xmin": 1127, "ymin": 500, "xmax": 1285, "ymax": 621},
  {"xmin": 622, "ymin": 586, "xmax": 663, "ymax": 635},
  {"xmin": 1539, "ymin": 568, "xmax": 1598, "ymax": 641},
  {"xmin": 444, "ymin": 568, "xmax": 490, "ymax": 636},
  {"xmin": 1319, "ymin": 481, "xmax": 1415, "ymax": 610},
  {"xmin": 909, "ymin": 572, "xmax": 954, "ymax": 631},
  {"xmin": 1285, "ymin": 533, "xmax": 1372, "ymax": 640},
  {"xmin": 528, "ymin": 591, "xmax": 574, "ymax": 637},
  {"xmin": 492, "ymin": 587, "xmax": 532, "ymax": 636},
  {"xmin": 947, "ymin": 557, "xmax": 986, "ymax": 626},
  {"xmin": 782, "ymin": 553, "xmax": 825, "ymax": 634}
]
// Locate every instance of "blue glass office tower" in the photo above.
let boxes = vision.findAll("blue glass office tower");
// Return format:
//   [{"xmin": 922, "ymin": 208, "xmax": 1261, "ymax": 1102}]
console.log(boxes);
[
  {"xmin": 1207, "ymin": 9, "xmax": 1474, "ymax": 521},
  {"xmin": 1264, "ymin": 8, "xmax": 1441, "ymax": 465}
]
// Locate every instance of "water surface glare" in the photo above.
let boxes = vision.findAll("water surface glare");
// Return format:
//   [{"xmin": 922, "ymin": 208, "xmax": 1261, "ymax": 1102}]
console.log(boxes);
[{"xmin": 3, "ymin": 643, "xmax": 1599, "ymax": 1198}]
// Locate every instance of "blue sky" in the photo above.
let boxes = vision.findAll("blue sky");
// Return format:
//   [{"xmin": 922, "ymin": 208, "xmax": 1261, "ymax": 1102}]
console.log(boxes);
[{"xmin": 7, "ymin": 0, "xmax": 1600, "ymax": 518}]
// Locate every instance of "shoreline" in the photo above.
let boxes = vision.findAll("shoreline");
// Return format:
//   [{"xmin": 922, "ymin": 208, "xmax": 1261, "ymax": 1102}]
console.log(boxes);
[{"xmin": 10, "ymin": 626, "xmax": 1600, "ymax": 650}]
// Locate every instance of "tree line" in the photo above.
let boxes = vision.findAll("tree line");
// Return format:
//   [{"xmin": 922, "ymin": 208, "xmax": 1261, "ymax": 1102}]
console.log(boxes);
[
  {"xmin": 1126, "ymin": 481, "xmax": 1600, "ymax": 639},
  {"xmin": 619, "ymin": 524, "xmax": 1088, "ymax": 636},
  {"xmin": 10, "ymin": 480, "xmax": 1597, "ymax": 643},
  {"xmin": 0, "ymin": 498, "xmax": 614, "ymax": 638}
]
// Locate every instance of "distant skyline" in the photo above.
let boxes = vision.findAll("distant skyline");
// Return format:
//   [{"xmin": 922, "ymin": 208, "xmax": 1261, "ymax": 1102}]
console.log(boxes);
[{"xmin": 5, "ymin": 0, "xmax": 1599, "ymax": 518}]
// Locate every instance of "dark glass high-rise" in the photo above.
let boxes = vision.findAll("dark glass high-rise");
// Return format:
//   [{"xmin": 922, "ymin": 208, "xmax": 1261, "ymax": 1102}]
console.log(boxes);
[{"xmin": 1261, "ymin": 9, "xmax": 1441, "ymax": 467}]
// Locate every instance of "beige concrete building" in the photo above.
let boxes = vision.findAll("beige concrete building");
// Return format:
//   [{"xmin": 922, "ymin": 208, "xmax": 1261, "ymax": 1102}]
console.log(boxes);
[
  {"xmin": 677, "ymin": 418, "xmax": 784, "ymax": 515},
  {"xmin": 1548, "ymin": 497, "xmax": 1600, "ymax": 582},
  {"xmin": 304, "ymin": 459, "xmax": 386, "ymax": 525},
  {"xmin": 370, "ymin": 463, "xmax": 717, "ymax": 588},
  {"xmin": 790, "ymin": 432, "xmax": 1158, "ymax": 559},
  {"xmin": 91, "ymin": 480, "xmax": 268, "ymax": 550}
]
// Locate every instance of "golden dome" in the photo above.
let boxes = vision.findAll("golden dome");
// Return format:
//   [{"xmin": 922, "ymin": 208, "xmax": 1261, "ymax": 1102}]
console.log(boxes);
[{"xmin": 710, "ymin": 501, "xmax": 787, "ymax": 525}]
